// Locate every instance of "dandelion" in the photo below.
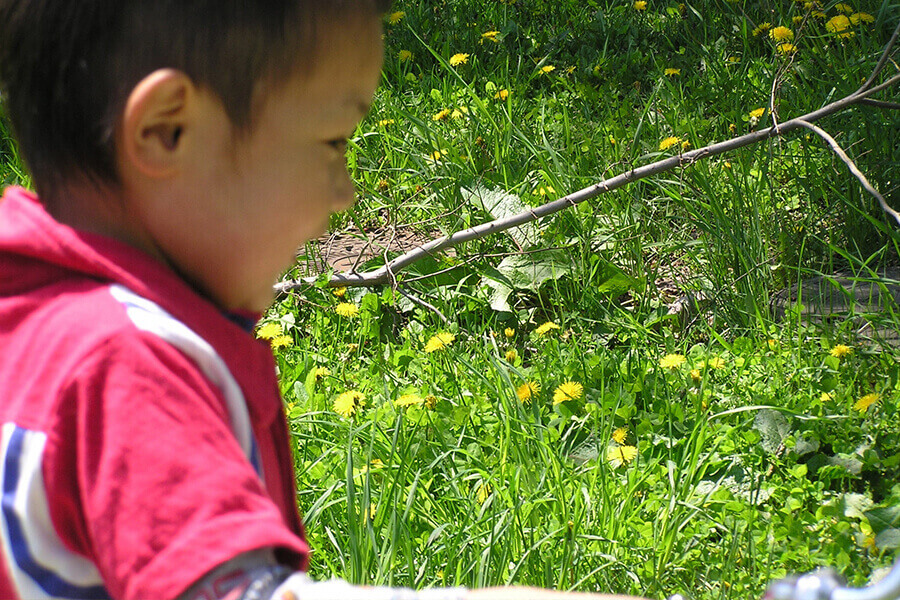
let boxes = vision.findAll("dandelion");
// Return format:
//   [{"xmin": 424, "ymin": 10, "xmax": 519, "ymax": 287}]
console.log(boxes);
[
  {"xmin": 690, "ymin": 368, "xmax": 702, "ymax": 382},
  {"xmin": 612, "ymin": 427, "xmax": 628, "ymax": 445},
  {"xmin": 333, "ymin": 390, "xmax": 365, "ymax": 418},
  {"xmin": 853, "ymin": 393, "xmax": 880, "ymax": 412},
  {"xmin": 332, "ymin": 286, "xmax": 347, "ymax": 298},
  {"xmin": 481, "ymin": 30, "xmax": 500, "ymax": 43},
  {"xmin": 376, "ymin": 179, "xmax": 390, "ymax": 192},
  {"xmin": 749, "ymin": 107, "xmax": 766, "ymax": 119},
  {"xmin": 535, "ymin": 321, "xmax": 561, "ymax": 336},
  {"xmin": 398, "ymin": 50, "xmax": 412, "ymax": 62},
  {"xmin": 769, "ymin": 26, "xmax": 794, "ymax": 42},
  {"xmin": 378, "ymin": 119, "xmax": 396, "ymax": 126},
  {"xmin": 664, "ymin": 68, "xmax": 681, "ymax": 76},
  {"xmin": 659, "ymin": 136, "xmax": 681, "ymax": 151},
  {"xmin": 395, "ymin": 393, "xmax": 424, "ymax": 408},
  {"xmin": 606, "ymin": 445, "xmax": 638, "ymax": 466},
  {"xmin": 752, "ymin": 22, "xmax": 772, "ymax": 36},
  {"xmin": 540, "ymin": 65, "xmax": 556, "ymax": 74},
  {"xmin": 270, "ymin": 335, "xmax": 293, "ymax": 350},
  {"xmin": 335, "ymin": 303, "xmax": 359, "ymax": 318},
  {"xmin": 474, "ymin": 482, "xmax": 491, "ymax": 504},
  {"xmin": 834, "ymin": 3, "xmax": 853, "ymax": 13},
  {"xmin": 830, "ymin": 344, "xmax": 852, "ymax": 359},
  {"xmin": 659, "ymin": 353, "xmax": 686, "ymax": 369},
  {"xmin": 633, "ymin": 1, "xmax": 647, "ymax": 10},
  {"xmin": 681, "ymin": 140, "xmax": 691, "ymax": 151},
  {"xmin": 451, "ymin": 108, "xmax": 467, "ymax": 119},
  {"xmin": 387, "ymin": 10, "xmax": 405, "ymax": 24},
  {"xmin": 427, "ymin": 149, "xmax": 448, "ymax": 162},
  {"xmin": 424, "ymin": 395, "xmax": 438, "ymax": 409},
  {"xmin": 312, "ymin": 366, "xmax": 331, "ymax": 381},
  {"xmin": 256, "ymin": 322, "xmax": 282, "ymax": 340},
  {"xmin": 494, "ymin": 88, "xmax": 510, "ymax": 100},
  {"xmin": 538, "ymin": 186, "xmax": 556, "ymax": 196},
  {"xmin": 819, "ymin": 392, "xmax": 833, "ymax": 403},
  {"xmin": 553, "ymin": 381, "xmax": 583, "ymax": 405},
  {"xmin": 504, "ymin": 327, "xmax": 515, "ymax": 338},
  {"xmin": 517, "ymin": 381, "xmax": 540, "ymax": 402},
  {"xmin": 778, "ymin": 43, "xmax": 798, "ymax": 54},
  {"xmin": 850, "ymin": 12, "xmax": 874, "ymax": 24},
  {"xmin": 826, "ymin": 15, "xmax": 851, "ymax": 33},
  {"xmin": 449, "ymin": 53, "xmax": 470, "ymax": 66},
  {"xmin": 433, "ymin": 108, "xmax": 452, "ymax": 121},
  {"xmin": 424, "ymin": 332, "xmax": 455, "ymax": 353},
  {"xmin": 707, "ymin": 356, "xmax": 726, "ymax": 370},
  {"xmin": 505, "ymin": 349, "xmax": 518, "ymax": 363}
]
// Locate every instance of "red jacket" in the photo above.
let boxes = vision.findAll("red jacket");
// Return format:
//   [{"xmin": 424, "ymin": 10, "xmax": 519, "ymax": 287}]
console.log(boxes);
[{"xmin": 0, "ymin": 187, "xmax": 308, "ymax": 600}]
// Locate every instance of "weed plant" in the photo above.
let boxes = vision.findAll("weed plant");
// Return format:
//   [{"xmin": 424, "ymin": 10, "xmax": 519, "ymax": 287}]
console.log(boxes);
[{"xmin": 2, "ymin": 1, "xmax": 900, "ymax": 599}]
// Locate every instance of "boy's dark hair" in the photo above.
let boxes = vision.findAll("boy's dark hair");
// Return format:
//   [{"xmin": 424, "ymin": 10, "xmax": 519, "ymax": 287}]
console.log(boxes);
[{"xmin": 0, "ymin": 0, "xmax": 390, "ymax": 204}]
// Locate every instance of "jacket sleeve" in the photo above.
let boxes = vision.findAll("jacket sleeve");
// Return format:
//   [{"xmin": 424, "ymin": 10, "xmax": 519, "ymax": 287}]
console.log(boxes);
[{"xmin": 42, "ymin": 332, "xmax": 307, "ymax": 600}]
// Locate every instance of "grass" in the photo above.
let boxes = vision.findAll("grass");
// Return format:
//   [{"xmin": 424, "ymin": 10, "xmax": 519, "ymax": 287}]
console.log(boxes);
[{"xmin": 3, "ymin": 1, "xmax": 900, "ymax": 599}]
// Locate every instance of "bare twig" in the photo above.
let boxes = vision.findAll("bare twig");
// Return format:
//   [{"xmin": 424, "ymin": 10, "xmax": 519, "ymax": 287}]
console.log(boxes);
[
  {"xmin": 794, "ymin": 119, "xmax": 900, "ymax": 228},
  {"xmin": 274, "ymin": 33, "xmax": 900, "ymax": 295},
  {"xmin": 395, "ymin": 287, "xmax": 449, "ymax": 325},
  {"xmin": 857, "ymin": 21, "xmax": 900, "ymax": 94},
  {"xmin": 858, "ymin": 98, "xmax": 900, "ymax": 110}
]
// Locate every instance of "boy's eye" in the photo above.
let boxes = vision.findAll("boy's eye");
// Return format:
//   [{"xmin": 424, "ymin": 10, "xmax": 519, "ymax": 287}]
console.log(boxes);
[{"xmin": 327, "ymin": 138, "xmax": 349, "ymax": 154}]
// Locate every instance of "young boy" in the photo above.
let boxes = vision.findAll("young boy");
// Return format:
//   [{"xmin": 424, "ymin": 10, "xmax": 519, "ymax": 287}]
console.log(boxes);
[{"xmin": 0, "ymin": 2, "xmax": 647, "ymax": 600}]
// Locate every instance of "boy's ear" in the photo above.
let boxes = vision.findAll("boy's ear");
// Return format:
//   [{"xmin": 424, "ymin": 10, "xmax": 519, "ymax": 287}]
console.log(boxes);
[{"xmin": 120, "ymin": 69, "xmax": 195, "ymax": 178}]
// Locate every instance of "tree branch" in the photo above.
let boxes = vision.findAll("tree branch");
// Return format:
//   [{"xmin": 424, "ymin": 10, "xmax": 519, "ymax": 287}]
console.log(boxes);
[
  {"xmin": 274, "ymin": 26, "xmax": 900, "ymax": 295},
  {"xmin": 794, "ymin": 119, "xmax": 900, "ymax": 228}
]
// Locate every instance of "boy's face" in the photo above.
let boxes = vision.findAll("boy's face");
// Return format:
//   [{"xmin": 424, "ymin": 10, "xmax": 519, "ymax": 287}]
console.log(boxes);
[{"xmin": 128, "ymin": 15, "xmax": 383, "ymax": 312}]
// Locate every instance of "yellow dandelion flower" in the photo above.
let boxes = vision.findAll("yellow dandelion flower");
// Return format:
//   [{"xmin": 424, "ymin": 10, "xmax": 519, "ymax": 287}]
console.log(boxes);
[
  {"xmin": 540, "ymin": 65, "xmax": 556, "ymax": 74},
  {"xmin": 335, "ymin": 302, "xmax": 359, "ymax": 318},
  {"xmin": 475, "ymin": 482, "xmax": 491, "ymax": 504},
  {"xmin": 481, "ymin": 30, "xmax": 500, "ymax": 43},
  {"xmin": 834, "ymin": 3, "xmax": 853, "ymax": 13},
  {"xmin": 553, "ymin": 381, "xmax": 584, "ymax": 405},
  {"xmin": 256, "ymin": 321, "xmax": 282, "ymax": 340},
  {"xmin": 516, "ymin": 381, "xmax": 540, "ymax": 402},
  {"xmin": 659, "ymin": 353, "xmax": 686, "ymax": 369},
  {"xmin": 826, "ymin": 15, "xmax": 850, "ymax": 33},
  {"xmin": 606, "ymin": 445, "xmax": 638, "ymax": 466},
  {"xmin": 707, "ymin": 356, "xmax": 725, "ymax": 370},
  {"xmin": 778, "ymin": 43, "xmax": 798, "ymax": 54},
  {"xmin": 270, "ymin": 335, "xmax": 293, "ymax": 350},
  {"xmin": 424, "ymin": 332, "xmax": 455, "ymax": 353},
  {"xmin": 633, "ymin": 1, "xmax": 647, "ymax": 10},
  {"xmin": 504, "ymin": 327, "xmax": 515, "ymax": 338},
  {"xmin": 449, "ymin": 53, "xmax": 470, "ymax": 66},
  {"xmin": 333, "ymin": 390, "xmax": 365, "ymax": 418},
  {"xmin": 819, "ymin": 392, "xmax": 833, "ymax": 403},
  {"xmin": 830, "ymin": 344, "xmax": 852, "ymax": 359},
  {"xmin": 395, "ymin": 393, "xmax": 424, "ymax": 408},
  {"xmin": 378, "ymin": 119, "xmax": 396, "ymax": 127},
  {"xmin": 427, "ymin": 149, "xmax": 448, "ymax": 162},
  {"xmin": 612, "ymin": 427, "xmax": 628, "ymax": 445},
  {"xmin": 690, "ymin": 368, "xmax": 702, "ymax": 382},
  {"xmin": 332, "ymin": 286, "xmax": 347, "ymax": 298},
  {"xmin": 312, "ymin": 366, "xmax": 331, "ymax": 380},
  {"xmin": 494, "ymin": 88, "xmax": 510, "ymax": 100},
  {"xmin": 505, "ymin": 349, "xmax": 518, "ymax": 363},
  {"xmin": 433, "ymin": 108, "xmax": 452, "ymax": 121},
  {"xmin": 538, "ymin": 185, "xmax": 556, "ymax": 196},
  {"xmin": 424, "ymin": 395, "xmax": 438, "ymax": 409},
  {"xmin": 664, "ymin": 68, "xmax": 681, "ymax": 76},
  {"xmin": 749, "ymin": 107, "xmax": 766, "ymax": 119},
  {"xmin": 535, "ymin": 321, "xmax": 561, "ymax": 336},
  {"xmin": 853, "ymin": 393, "xmax": 880, "ymax": 413},
  {"xmin": 659, "ymin": 136, "xmax": 681, "ymax": 151},
  {"xmin": 388, "ymin": 11, "xmax": 405, "ymax": 24},
  {"xmin": 769, "ymin": 26, "xmax": 794, "ymax": 42},
  {"xmin": 369, "ymin": 458, "xmax": 384, "ymax": 470},
  {"xmin": 752, "ymin": 22, "xmax": 772, "ymax": 36},
  {"xmin": 398, "ymin": 49, "xmax": 412, "ymax": 62},
  {"xmin": 850, "ymin": 12, "xmax": 874, "ymax": 24},
  {"xmin": 681, "ymin": 140, "xmax": 691, "ymax": 151}
]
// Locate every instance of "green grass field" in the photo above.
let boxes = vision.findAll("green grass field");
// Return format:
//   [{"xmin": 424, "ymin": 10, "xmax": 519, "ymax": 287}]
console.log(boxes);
[{"xmin": 2, "ymin": 1, "xmax": 899, "ymax": 599}]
